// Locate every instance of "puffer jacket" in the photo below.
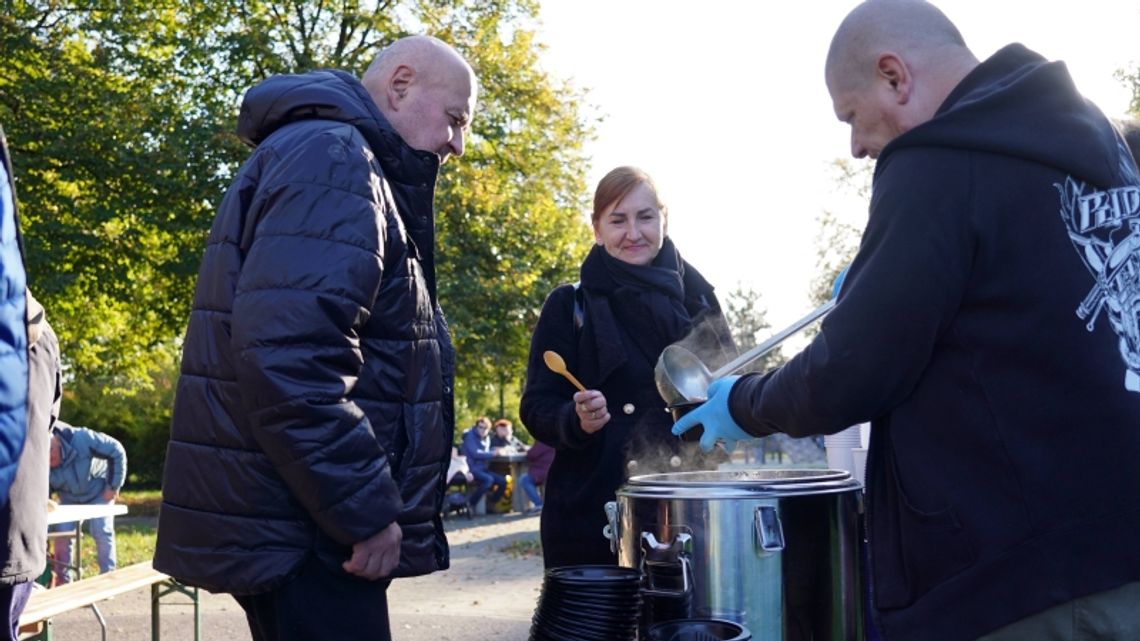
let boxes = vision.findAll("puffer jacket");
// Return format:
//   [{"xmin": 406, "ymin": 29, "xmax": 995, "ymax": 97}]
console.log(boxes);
[
  {"xmin": 0, "ymin": 124, "xmax": 28, "ymax": 501},
  {"xmin": 154, "ymin": 70, "xmax": 456, "ymax": 595}
]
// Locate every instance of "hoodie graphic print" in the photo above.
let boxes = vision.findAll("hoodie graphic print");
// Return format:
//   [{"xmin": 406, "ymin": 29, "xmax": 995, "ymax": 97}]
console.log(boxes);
[{"xmin": 1057, "ymin": 140, "xmax": 1140, "ymax": 391}]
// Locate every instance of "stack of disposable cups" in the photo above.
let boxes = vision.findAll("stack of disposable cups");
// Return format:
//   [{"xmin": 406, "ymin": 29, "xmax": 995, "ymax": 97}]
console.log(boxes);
[
  {"xmin": 850, "ymin": 423, "xmax": 870, "ymax": 487},
  {"xmin": 824, "ymin": 425, "xmax": 861, "ymax": 477}
]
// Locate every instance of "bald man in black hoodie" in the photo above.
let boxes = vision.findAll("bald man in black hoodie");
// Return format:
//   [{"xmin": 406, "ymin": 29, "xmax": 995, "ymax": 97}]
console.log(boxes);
[{"xmin": 676, "ymin": 2, "xmax": 1140, "ymax": 640}]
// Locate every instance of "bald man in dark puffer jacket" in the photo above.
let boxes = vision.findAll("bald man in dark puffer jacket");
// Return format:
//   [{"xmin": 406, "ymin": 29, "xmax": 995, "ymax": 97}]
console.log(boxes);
[{"xmin": 154, "ymin": 36, "xmax": 478, "ymax": 641}]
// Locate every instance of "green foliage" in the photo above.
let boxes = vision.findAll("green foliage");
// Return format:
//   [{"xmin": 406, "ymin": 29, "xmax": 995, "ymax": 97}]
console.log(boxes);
[
  {"xmin": 3, "ymin": 1, "xmax": 596, "ymax": 478},
  {"xmin": 809, "ymin": 208, "xmax": 862, "ymax": 306},
  {"xmin": 61, "ymin": 342, "xmax": 179, "ymax": 487},
  {"xmin": 810, "ymin": 159, "xmax": 870, "ymax": 307},
  {"xmin": 68, "ymin": 490, "xmax": 159, "ymax": 577},
  {"xmin": 73, "ymin": 519, "xmax": 158, "ymax": 579},
  {"xmin": 118, "ymin": 488, "xmax": 164, "ymax": 517},
  {"xmin": 500, "ymin": 536, "xmax": 542, "ymax": 558},
  {"xmin": 1117, "ymin": 66, "xmax": 1140, "ymax": 116},
  {"xmin": 1, "ymin": 2, "xmax": 247, "ymax": 389},
  {"xmin": 420, "ymin": 4, "xmax": 594, "ymax": 430},
  {"xmin": 724, "ymin": 283, "xmax": 783, "ymax": 373}
]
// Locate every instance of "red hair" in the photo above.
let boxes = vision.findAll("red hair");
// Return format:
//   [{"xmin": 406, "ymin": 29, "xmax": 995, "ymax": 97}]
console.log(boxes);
[{"xmin": 592, "ymin": 166, "xmax": 665, "ymax": 224}]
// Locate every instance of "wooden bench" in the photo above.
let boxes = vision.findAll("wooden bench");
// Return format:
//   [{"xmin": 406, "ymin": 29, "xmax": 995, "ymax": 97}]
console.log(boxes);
[{"xmin": 19, "ymin": 561, "xmax": 200, "ymax": 641}]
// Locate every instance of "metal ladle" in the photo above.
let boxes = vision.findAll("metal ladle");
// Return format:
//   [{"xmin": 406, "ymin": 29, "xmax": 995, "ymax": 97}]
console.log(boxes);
[{"xmin": 655, "ymin": 299, "xmax": 836, "ymax": 405}]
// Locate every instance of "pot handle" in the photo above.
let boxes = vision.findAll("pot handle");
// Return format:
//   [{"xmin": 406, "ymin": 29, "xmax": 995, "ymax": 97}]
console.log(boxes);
[
  {"xmin": 640, "ymin": 532, "xmax": 693, "ymax": 599},
  {"xmin": 603, "ymin": 501, "xmax": 619, "ymax": 555},
  {"xmin": 754, "ymin": 505, "xmax": 785, "ymax": 553}
]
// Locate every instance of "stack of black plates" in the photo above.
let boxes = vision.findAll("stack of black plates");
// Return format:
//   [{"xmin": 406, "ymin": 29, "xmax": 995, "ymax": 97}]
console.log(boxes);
[
  {"xmin": 642, "ymin": 559, "xmax": 692, "ymax": 630},
  {"xmin": 645, "ymin": 618, "xmax": 751, "ymax": 641},
  {"xmin": 529, "ymin": 565, "xmax": 642, "ymax": 641}
]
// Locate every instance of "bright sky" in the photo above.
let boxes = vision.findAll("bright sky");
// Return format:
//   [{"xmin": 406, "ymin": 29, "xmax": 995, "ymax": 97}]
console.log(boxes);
[{"xmin": 534, "ymin": 0, "xmax": 1140, "ymax": 330}]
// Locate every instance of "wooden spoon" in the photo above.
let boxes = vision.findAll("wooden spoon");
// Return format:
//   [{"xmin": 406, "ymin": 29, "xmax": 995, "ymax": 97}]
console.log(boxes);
[{"xmin": 543, "ymin": 351, "xmax": 587, "ymax": 392}]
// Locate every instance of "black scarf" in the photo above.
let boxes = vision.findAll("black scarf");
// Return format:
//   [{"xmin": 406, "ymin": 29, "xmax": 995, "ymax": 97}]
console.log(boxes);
[{"xmin": 579, "ymin": 237, "xmax": 713, "ymax": 377}]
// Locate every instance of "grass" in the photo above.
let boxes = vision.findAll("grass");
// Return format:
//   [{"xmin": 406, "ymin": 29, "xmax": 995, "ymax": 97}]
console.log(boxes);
[
  {"xmin": 501, "ymin": 537, "xmax": 542, "ymax": 558},
  {"xmin": 118, "ymin": 489, "xmax": 163, "ymax": 517},
  {"xmin": 64, "ymin": 490, "xmax": 537, "ymax": 578},
  {"xmin": 55, "ymin": 490, "xmax": 160, "ymax": 579},
  {"xmin": 64, "ymin": 521, "xmax": 159, "ymax": 579}
]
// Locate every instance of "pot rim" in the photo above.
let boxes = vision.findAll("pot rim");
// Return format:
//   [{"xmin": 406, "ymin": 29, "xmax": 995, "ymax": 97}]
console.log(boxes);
[{"xmin": 618, "ymin": 468, "xmax": 860, "ymax": 498}]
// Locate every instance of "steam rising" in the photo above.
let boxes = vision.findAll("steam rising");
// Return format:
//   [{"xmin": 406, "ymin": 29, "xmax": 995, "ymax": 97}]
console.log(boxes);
[{"xmin": 623, "ymin": 308, "xmax": 751, "ymax": 477}]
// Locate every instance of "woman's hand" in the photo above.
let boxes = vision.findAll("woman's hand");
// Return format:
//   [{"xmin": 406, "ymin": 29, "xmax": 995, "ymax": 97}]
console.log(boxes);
[{"xmin": 573, "ymin": 390, "xmax": 610, "ymax": 434}]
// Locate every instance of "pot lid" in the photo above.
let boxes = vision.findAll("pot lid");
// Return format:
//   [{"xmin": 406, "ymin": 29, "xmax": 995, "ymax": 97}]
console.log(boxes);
[
  {"xmin": 620, "ymin": 468, "xmax": 860, "ymax": 498},
  {"xmin": 629, "ymin": 468, "xmax": 848, "ymax": 486}
]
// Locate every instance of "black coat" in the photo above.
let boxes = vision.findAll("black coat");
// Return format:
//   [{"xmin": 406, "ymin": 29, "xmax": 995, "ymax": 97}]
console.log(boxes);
[
  {"xmin": 154, "ymin": 70, "xmax": 456, "ymax": 595},
  {"xmin": 520, "ymin": 269, "xmax": 733, "ymax": 569}
]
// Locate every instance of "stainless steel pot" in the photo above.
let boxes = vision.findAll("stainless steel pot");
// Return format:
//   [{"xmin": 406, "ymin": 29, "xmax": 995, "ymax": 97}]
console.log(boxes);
[{"xmin": 605, "ymin": 469, "xmax": 865, "ymax": 641}]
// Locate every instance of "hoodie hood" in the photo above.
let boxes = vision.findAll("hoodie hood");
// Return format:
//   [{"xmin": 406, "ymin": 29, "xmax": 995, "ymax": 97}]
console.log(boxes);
[
  {"xmin": 236, "ymin": 69, "xmax": 439, "ymax": 186},
  {"xmin": 880, "ymin": 44, "xmax": 1139, "ymax": 190}
]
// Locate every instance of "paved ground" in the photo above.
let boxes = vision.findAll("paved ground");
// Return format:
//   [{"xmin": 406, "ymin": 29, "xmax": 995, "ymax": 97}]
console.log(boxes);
[{"xmin": 43, "ymin": 512, "xmax": 544, "ymax": 641}]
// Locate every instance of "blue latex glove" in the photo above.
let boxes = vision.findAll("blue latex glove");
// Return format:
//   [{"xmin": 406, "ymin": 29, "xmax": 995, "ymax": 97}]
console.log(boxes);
[
  {"xmin": 671, "ymin": 375, "xmax": 751, "ymax": 453},
  {"xmin": 831, "ymin": 265, "xmax": 849, "ymax": 299}
]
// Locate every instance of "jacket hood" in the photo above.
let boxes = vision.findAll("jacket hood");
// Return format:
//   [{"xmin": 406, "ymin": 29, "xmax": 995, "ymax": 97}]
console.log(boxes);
[
  {"xmin": 881, "ymin": 44, "xmax": 1138, "ymax": 190},
  {"xmin": 236, "ymin": 69, "xmax": 439, "ymax": 185},
  {"xmin": 26, "ymin": 291, "xmax": 45, "ymax": 345}
]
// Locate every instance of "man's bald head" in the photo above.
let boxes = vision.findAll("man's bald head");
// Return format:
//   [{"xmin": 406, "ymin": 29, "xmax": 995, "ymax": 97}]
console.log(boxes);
[
  {"xmin": 824, "ymin": 1, "xmax": 978, "ymax": 159},
  {"xmin": 364, "ymin": 36, "xmax": 473, "ymax": 89},
  {"xmin": 826, "ymin": 0, "xmax": 969, "ymax": 92},
  {"xmin": 362, "ymin": 35, "xmax": 478, "ymax": 161}
]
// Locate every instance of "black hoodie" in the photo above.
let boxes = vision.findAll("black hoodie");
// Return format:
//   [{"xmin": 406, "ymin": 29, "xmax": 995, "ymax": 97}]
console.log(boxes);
[{"xmin": 730, "ymin": 45, "xmax": 1140, "ymax": 640}]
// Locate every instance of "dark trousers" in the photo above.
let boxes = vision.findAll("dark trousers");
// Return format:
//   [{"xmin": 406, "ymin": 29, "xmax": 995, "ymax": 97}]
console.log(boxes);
[
  {"xmin": 468, "ymin": 468, "xmax": 506, "ymax": 507},
  {"xmin": 0, "ymin": 582, "xmax": 33, "ymax": 641},
  {"xmin": 974, "ymin": 579, "xmax": 1140, "ymax": 641},
  {"xmin": 233, "ymin": 556, "xmax": 392, "ymax": 641}
]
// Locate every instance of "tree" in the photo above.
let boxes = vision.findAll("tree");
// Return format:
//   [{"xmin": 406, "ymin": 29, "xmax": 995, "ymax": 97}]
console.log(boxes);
[
  {"xmin": 809, "ymin": 159, "xmax": 869, "ymax": 307},
  {"xmin": 62, "ymin": 343, "xmax": 180, "ymax": 486},
  {"xmin": 1117, "ymin": 65, "xmax": 1140, "ymax": 117},
  {"xmin": 723, "ymin": 282, "xmax": 784, "ymax": 373},
  {"xmin": 3, "ymin": 1, "xmax": 595, "ymax": 476},
  {"xmin": 420, "ymin": 3, "xmax": 594, "ymax": 428},
  {"xmin": 1, "ymin": 2, "xmax": 247, "ymax": 388}
]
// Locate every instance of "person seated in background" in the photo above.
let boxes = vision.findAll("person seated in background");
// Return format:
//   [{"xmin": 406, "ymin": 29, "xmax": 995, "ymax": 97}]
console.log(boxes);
[
  {"xmin": 48, "ymin": 421, "xmax": 127, "ymax": 584},
  {"xmin": 489, "ymin": 418, "xmax": 527, "ymax": 453},
  {"xmin": 459, "ymin": 417, "xmax": 508, "ymax": 512},
  {"xmin": 521, "ymin": 440, "xmax": 554, "ymax": 515},
  {"xmin": 441, "ymin": 447, "xmax": 475, "ymax": 518},
  {"xmin": 446, "ymin": 446, "xmax": 473, "ymax": 487}
]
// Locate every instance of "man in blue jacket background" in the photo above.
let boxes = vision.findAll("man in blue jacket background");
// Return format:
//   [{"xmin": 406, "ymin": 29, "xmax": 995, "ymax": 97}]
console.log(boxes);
[{"xmin": 49, "ymin": 421, "xmax": 127, "ymax": 584}]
